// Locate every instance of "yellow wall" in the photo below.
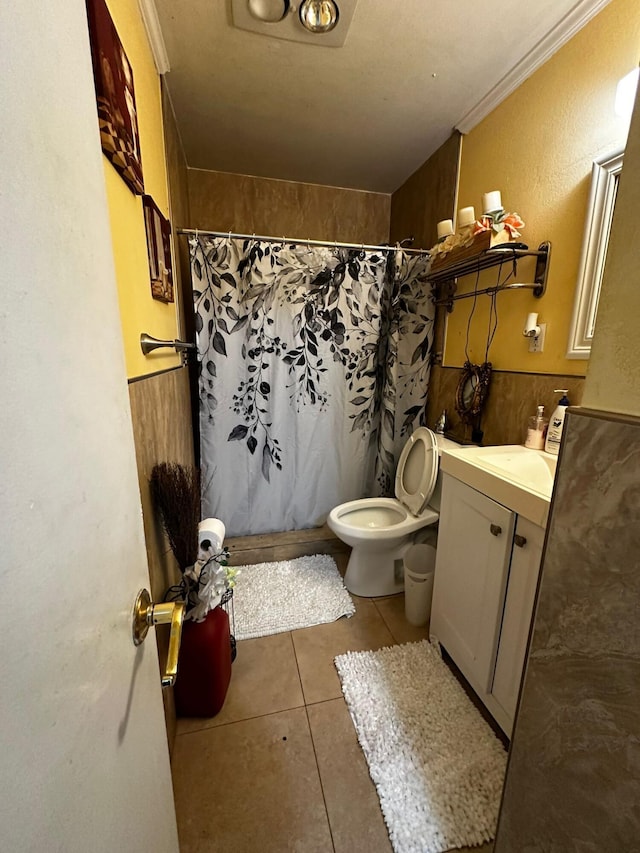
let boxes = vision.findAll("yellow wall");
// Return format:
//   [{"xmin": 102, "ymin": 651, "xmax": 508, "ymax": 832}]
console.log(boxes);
[
  {"xmin": 584, "ymin": 82, "xmax": 640, "ymax": 415},
  {"xmin": 446, "ymin": 0, "xmax": 640, "ymax": 376},
  {"xmin": 102, "ymin": 0, "xmax": 180, "ymax": 378}
]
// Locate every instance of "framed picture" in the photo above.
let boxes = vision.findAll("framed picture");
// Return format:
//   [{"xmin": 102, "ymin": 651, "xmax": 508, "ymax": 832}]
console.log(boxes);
[
  {"xmin": 85, "ymin": 0, "xmax": 144, "ymax": 195},
  {"xmin": 143, "ymin": 195, "xmax": 174, "ymax": 303}
]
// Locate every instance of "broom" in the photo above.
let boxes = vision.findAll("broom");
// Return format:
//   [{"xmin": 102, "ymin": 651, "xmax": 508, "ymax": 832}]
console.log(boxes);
[{"xmin": 149, "ymin": 462, "xmax": 201, "ymax": 571}]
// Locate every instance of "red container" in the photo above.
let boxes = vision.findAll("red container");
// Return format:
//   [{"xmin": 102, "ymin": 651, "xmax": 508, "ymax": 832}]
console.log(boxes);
[{"xmin": 174, "ymin": 606, "xmax": 232, "ymax": 717}]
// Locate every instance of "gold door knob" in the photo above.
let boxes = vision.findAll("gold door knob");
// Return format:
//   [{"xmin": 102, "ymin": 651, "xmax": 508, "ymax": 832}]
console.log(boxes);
[{"xmin": 132, "ymin": 589, "xmax": 185, "ymax": 688}]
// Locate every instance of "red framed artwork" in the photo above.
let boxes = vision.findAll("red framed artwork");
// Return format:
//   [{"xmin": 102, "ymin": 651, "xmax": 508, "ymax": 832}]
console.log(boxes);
[
  {"xmin": 143, "ymin": 195, "xmax": 174, "ymax": 303},
  {"xmin": 85, "ymin": 0, "xmax": 144, "ymax": 194}
]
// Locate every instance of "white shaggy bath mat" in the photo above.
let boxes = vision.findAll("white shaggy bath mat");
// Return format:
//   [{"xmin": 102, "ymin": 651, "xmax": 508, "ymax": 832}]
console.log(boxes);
[
  {"xmin": 232, "ymin": 554, "xmax": 355, "ymax": 640},
  {"xmin": 335, "ymin": 641, "xmax": 507, "ymax": 853}
]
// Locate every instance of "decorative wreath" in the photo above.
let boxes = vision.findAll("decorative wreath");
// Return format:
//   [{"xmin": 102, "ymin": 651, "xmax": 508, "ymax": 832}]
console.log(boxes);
[{"xmin": 455, "ymin": 361, "xmax": 493, "ymax": 424}]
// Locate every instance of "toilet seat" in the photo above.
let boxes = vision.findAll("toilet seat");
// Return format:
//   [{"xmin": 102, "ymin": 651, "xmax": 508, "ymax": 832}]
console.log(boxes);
[
  {"xmin": 330, "ymin": 497, "xmax": 439, "ymax": 539},
  {"xmin": 394, "ymin": 427, "xmax": 439, "ymax": 516}
]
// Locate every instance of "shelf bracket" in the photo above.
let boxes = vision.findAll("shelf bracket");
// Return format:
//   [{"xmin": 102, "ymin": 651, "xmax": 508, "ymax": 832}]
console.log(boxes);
[{"xmin": 532, "ymin": 241, "xmax": 551, "ymax": 298}]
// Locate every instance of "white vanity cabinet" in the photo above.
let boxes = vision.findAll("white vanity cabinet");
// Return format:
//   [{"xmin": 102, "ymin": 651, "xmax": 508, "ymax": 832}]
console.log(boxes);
[
  {"xmin": 490, "ymin": 515, "xmax": 545, "ymax": 726},
  {"xmin": 430, "ymin": 473, "xmax": 544, "ymax": 736}
]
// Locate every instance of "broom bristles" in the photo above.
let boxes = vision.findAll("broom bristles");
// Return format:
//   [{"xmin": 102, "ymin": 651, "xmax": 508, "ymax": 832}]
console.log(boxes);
[{"xmin": 149, "ymin": 463, "xmax": 201, "ymax": 570}]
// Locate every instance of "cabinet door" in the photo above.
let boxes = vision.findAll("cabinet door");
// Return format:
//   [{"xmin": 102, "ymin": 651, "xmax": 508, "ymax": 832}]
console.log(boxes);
[
  {"xmin": 490, "ymin": 516, "xmax": 545, "ymax": 731},
  {"xmin": 431, "ymin": 475, "xmax": 515, "ymax": 693}
]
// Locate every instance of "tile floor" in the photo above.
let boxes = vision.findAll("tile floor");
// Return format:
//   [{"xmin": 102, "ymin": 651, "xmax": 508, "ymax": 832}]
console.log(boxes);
[{"xmin": 171, "ymin": 529, "xmax": 495, "ymax": 853}]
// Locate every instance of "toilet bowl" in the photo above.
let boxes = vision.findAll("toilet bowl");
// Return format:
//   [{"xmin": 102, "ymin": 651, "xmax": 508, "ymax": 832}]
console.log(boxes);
[{"xmin": 328, "ymin": 428, "xmax": 459, "ymax": 597}]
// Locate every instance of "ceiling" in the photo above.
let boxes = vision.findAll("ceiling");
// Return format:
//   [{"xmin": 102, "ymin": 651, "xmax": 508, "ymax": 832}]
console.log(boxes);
[{"xmin": 154, "ymin": 0, "xmax": 609, "ymax": 193}]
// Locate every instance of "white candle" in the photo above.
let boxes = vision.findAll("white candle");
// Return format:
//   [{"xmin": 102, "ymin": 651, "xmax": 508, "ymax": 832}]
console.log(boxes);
[
  {"xmin": 458, "ymin": 206, "xmax": 475, "ymax": 227},
  {"xmin": 482, "ymin": 191, "xmax": 502, "ymax": 214},
  {"xmin": 437, "ymin": 219, "xmax": 454, "ymax": 239}
]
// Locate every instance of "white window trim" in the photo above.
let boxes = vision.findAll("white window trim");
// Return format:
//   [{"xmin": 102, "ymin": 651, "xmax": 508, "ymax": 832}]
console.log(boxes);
[{"xmin": 567, "ymin": 148, "xmax": 624, "ymax": 359}]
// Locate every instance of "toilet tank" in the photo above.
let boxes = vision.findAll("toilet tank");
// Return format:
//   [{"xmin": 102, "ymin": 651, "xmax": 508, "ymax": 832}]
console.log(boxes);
[{"xmin": 429, "ymin": 435, "xmax": 462, "ymax": 512}]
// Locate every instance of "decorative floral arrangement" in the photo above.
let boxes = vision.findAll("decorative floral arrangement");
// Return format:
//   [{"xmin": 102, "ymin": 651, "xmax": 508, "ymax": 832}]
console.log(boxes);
[
  {"xmin": 473, "ymin": 210, "xmax": 525, "ymax": 240},
  {"xmin": 149, "ymin": 462, "xmax": 239, "ymax": 623},
  {"xmin": 180, "ymin": 541, "xmax": 240, "ymax": 623},
  {"xmin": 430, "ymin": 233, "xmax": 458, "ymax": 257}
]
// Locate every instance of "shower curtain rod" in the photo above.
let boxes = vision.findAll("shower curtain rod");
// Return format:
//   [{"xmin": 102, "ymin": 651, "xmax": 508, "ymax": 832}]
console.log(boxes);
[{"xmin": 177, "ymin": 228, "xmax": 431, "ymax": 256}]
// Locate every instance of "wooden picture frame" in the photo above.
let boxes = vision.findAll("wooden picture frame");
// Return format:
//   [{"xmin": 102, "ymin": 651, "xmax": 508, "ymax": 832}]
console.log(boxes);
[
  {"xmin": 455, "ymin": 361, "xmax": 492, "ymax": 425},
  {"xmin": 85, "ymin": 0, "xmax": 144, "ymax": 195},
  {"xmin": 143, "ymin": 195, "xmax": 174, "ymax": 303}
]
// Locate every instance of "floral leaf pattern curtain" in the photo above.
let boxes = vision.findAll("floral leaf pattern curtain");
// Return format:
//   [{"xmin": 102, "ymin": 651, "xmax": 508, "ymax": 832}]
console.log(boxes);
[
  {"xmin": 191, "ymin": 236, "xmax": 434, "ymax": 536},
  {"xmin": 373, "ymin": 250, "xmax": 436, "ymax": 494}
]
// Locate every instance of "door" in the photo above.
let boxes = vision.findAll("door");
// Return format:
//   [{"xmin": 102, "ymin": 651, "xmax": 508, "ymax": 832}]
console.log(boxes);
[
  {"xmin": 430, "ymin": 475, "xmax": 515, "ymax": 694},
  {"xmin": 0, "ymin": 2, "xmax": 179, "ymax": 851},
  {"xmin": 490, "ymin": 516, "xmax": 545, "ymax": 731}
]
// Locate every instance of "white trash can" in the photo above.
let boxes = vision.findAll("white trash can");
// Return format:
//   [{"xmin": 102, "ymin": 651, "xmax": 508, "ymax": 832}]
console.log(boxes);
[{"xmin": 404, "ymin": 544, "xmax": 436, "ymax": 627}]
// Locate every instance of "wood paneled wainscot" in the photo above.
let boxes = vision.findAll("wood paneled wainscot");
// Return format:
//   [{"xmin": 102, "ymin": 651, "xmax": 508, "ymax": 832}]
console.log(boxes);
[{"xmin": 128, "ymin": 364, "xmax": 195, "ymax": 754}]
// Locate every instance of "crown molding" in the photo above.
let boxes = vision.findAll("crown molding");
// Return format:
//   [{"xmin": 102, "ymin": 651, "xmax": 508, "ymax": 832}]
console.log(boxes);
[
  {"xmin": 455, "ymin": 0, "xmax": 612, "ymax": 134},
  {"xmin": 137, "ymin": 0, "xmax": 170, "ymax": 75}
]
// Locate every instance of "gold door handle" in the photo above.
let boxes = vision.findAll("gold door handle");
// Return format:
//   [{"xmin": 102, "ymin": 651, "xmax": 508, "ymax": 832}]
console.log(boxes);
[{"xmin": 132, "ymin": 589, "xmax": 185, "ymax": 688}]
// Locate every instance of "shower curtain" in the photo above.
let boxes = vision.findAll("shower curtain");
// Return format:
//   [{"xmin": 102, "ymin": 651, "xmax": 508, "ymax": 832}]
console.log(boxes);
[{"xmin": 191, "ymin": 235, "xmax": 434, "ymax": 536}]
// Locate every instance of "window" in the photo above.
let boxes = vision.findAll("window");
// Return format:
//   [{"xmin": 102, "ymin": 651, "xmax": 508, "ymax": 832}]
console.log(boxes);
[{"xmin": 567, "ymin": 149, "xmax": 623, "ymax": 359}]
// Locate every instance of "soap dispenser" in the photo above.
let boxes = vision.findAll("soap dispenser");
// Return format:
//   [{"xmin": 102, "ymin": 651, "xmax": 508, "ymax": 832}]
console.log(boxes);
[
  {"xmin": 525, "ymin": 405, "xmax": 548, "ymax": 450},
  {"xmin": 435, "ymin": 410, "xmax": 447, "ymax": 435},
  {"xmin": 545, "ymin": 390, "xmax": 570, "ymax": 455}
]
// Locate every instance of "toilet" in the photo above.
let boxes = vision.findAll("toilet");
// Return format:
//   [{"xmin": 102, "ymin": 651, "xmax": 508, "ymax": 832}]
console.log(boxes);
[{"xmin": 328, "ymin": 428, "xmax": 460, "ymax": 597}]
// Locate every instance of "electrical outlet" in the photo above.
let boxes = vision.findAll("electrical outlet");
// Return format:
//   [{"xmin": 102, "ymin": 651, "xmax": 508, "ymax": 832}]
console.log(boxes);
[{"xmin": 529, "ymin": 323, "xmax": 547, "ymax": 353}]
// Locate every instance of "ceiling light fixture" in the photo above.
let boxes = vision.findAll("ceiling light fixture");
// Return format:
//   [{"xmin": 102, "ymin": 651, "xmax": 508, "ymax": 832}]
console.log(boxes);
[
  {"xmin": 299, "ymin": 0, "xmax": 339, "ymax": 34},
  {"xmin": 247, "ymin": 0, "xmax": 290, "ymax": 24}
]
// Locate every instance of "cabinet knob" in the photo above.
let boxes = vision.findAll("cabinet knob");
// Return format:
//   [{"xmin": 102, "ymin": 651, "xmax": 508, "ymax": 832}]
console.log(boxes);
[
  {"xmin": 514, "ymin": 534, "xmax": 527, "ymax": 548},
  {"xmin": 490, "ymin": 523, "xmax": 502, "ymax": 537}
]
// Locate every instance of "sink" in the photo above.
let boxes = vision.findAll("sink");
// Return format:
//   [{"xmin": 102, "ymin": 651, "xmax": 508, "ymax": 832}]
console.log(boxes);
[
  {"xmin": 440, "ymin": 444, "xmax": 557, "ymax": 526},
  {"xmin": 458, "ymin": 445, "xmax": 557, "ymax": 495}
]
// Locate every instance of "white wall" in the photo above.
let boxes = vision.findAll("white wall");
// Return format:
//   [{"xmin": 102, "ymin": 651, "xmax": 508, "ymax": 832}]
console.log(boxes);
[{"xmin": 0, "ymin": 1, "xmax": 178, "ymax": 849}]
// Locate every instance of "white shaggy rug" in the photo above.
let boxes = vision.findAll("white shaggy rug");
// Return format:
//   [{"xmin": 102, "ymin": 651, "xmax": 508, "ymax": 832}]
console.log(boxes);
[
  {"xmin": 335, "ymin": 641, "xmax": 507, "ymax": 853},
  {"xmin": 232, "ymin": 554, "xmax": 355, "ymax": 640}
]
